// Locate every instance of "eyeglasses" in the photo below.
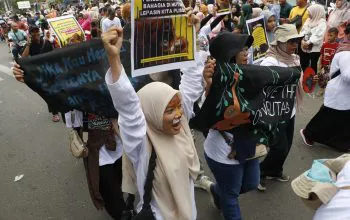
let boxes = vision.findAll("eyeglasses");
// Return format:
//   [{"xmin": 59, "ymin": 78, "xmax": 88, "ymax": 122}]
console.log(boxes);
[{"xmin": 287, "ymin": 38, "xmax": 301, "ymax": 44}]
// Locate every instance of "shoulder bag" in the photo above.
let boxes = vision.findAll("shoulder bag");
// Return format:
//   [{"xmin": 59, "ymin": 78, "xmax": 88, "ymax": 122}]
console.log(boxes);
[
  {"xmin": 13, "ymin": 31, "xmax": 26, "ymax": 47},
  {"xmin": 68, "ymin": 112, "xmax": 88, "ymax": 158},
  {"xmin": 219, "ymin": 131, "xmax": 267, "ymax": 162},
  {"xmin": 290, "ymin": 6, "xmax": 308, "ymax": 29},
  {"xmin": 132, "ymin": 146, "xmax": 157, "ymax": 220}
]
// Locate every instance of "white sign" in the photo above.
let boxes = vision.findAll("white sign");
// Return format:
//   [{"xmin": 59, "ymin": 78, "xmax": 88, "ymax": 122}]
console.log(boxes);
[{"xmin": 17, "ymin": 1, "xmax": 31, "ymax": 9}]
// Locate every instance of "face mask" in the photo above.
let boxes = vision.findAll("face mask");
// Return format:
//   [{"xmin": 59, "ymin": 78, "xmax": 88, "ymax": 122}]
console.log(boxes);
[{"xmin": 307, "ymin": 159, "xmax": 336, "ymax": 183}]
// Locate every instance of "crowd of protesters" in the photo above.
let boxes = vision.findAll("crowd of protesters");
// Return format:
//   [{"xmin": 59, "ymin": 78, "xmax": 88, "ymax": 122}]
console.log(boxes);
[{"xmin": 7, "ymin": 0, "xmax": 350, "ymax": 219}]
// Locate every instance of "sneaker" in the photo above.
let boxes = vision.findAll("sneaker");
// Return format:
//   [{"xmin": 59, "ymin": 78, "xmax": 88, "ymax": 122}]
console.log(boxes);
[
  {"xmin": 266, "ymin": 174, "xmax": 290, "ymax": 182},
  {"xmin": 209, "ymin": 183, "xmax": 221, "ymax": 210},
  {"xmin": 300, "ymin": 129, "xmax": 314, "ymax": 147},
  {"xmin": 257, "ymin": 177, "xmax": 267, "ymax": 192},
  {"xmin": 52, "ymin": 114, "xmax": 60, "ymax": 122},
  {"xmin": 194, "ymin": 175, "xmax": 213, "ymax": 191}
]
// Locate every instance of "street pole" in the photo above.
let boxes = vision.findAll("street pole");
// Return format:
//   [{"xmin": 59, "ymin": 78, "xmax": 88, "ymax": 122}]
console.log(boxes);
[{"xmin": 3, "ymin": 0, "xmax": 11, "ymax": 12}]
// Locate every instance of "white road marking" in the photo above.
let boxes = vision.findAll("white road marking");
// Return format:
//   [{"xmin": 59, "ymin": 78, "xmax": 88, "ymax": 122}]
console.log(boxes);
[
  {"xmin": 0, "ymin": 100, "xmax": 3, "ymax": 104},
  {"xmin": 0, "ymin": 76, "xmax": 3, "ymax": 81},
  {"xmin": 0, "ymin": 64, "xmax": 13, "ymax": 77}
]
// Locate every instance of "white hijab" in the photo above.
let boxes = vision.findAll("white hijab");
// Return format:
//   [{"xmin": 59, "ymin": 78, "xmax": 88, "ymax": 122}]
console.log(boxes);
[
  {"xmin": 304, "ymin": 4, "xmax": 326, "ymax": 28},
  {"xmin": 137, "ymin": 82, "xmax": 200, "ymax": 220},
  {"xmin": 327, "ymin": 1, "xmax": 350, "ymax": 28},
  {"xmin": 44, "ymin": 30, "xmax": 54, "ymax": 43}
]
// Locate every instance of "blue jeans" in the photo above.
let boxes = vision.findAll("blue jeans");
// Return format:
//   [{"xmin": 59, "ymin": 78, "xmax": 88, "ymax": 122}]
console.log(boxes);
[{"xmin": 205, "ymin": 154, "xmax": 260, "ymax": 220}]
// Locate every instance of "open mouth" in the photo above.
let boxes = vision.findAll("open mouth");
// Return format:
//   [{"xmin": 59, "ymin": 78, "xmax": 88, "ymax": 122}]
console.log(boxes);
[{"xmin": 172, "ymin": 118, "xmax": 181, "ymax": 129}]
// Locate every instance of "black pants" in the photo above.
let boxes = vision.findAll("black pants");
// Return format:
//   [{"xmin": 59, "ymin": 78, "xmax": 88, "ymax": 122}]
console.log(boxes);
[
  {"xmin": 300, "ymin": 50, "xmax": 320, "ymax": 73},
  {"xmin": 99, "ymin": 158, "xmax": 125, "ymax": 220},
  {"xmin": 260, "ymin": 116, "xmax": 295, "ymax": 177},
  {"xmin": 304, "ymin": 105, "xmax": 350, "ymax": 151},
  {"xmin": 12, "ymin": 45, "xmax": 24, "ymax": 61}
]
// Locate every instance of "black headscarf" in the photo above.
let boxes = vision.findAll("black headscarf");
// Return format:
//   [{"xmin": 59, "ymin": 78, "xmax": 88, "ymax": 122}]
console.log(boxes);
[{"xmin": 209, "ymin": 32, "xmax": 254, "ymax": 63}]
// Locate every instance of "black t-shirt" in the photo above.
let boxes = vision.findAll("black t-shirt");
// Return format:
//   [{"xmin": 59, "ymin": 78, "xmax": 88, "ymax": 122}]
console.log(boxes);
[{"xmin": 29, "ymin": 38, "xmax": 54, "ymax": 56}]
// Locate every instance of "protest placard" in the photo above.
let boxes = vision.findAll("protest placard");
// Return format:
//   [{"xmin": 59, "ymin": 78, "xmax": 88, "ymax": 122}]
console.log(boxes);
[
  {"xmin": 191, "ymin": 63, "xmax": 301, "ymax": 146},
  {"xmin": 131, "ymin": 0, "xmax": 196, "ymax": 77},
  {"xmin": 17, "ymin": 1, "xmax": 31, "ymax": 9},
  {"xmin": 47, "ymin": 15, "xmax": 85, "ymax": 48},
  {"xmin": 216, "ymin": 0, "xmax": 232, "ymax": 15},
  {"xmin": 246, "ymin": 15, "xmax": 269, "ymax": 63}
]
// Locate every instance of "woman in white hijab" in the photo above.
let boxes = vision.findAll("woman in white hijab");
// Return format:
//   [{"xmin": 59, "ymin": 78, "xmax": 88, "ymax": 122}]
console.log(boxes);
[
  {"xmin": 102, "ymin": 23, "xmax": 202, "ymax": 220},
  {"xmin": 325, "ymin": 0, "xmax": 350, "ymax": 42},
  {"xmin": 300, "ymin": 4, "xmax": 327, "ymax": 72}
]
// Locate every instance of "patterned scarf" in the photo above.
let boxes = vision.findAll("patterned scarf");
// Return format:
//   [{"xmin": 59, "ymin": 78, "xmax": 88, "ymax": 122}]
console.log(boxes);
[{"xmin": 266, "ymin": 43, "xmax": 300, "ymax": 67}]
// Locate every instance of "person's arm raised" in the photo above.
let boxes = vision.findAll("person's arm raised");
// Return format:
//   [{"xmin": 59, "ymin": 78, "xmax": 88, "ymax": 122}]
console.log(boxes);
[
  {"xmin": 102, "ymin": 26, "xmax": 123, "ymax": 83},
  {"xmin": 103, "ymin": 26, "xmax": 147, "ymax": 164}
]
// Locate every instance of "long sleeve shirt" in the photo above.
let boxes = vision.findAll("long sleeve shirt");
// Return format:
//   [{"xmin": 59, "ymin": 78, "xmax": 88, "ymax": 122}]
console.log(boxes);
[
  {"xmin": 105, "ymin": 55, "xmax": 204, "ymax": 219},
  {"xmin": 300, "ymin": 20, "xmax": 327, "ymax": 53},
  {"xmin": 324, "ymin": 51, "xmax": 350, "ymax": 110}
]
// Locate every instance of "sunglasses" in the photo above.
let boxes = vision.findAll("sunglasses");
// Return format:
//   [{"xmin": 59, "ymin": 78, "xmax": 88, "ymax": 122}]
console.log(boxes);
[{"xmin": 287, "ymin": 38, "xmax": 301, "ymax": 44}]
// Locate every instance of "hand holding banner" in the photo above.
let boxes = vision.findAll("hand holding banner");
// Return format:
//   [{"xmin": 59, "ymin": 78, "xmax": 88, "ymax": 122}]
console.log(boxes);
[{"xmin": 191, "ymin": 63, "xmax": 301, "ymax": 146}]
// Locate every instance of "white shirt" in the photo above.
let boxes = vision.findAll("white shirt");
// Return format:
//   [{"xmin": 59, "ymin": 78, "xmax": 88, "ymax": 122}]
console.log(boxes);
[
  {"xmin": 105, "ymin": 55, "xmax": 204, "ymax": 220},
  {"xmin": 102, "ymin": 17, "xmax": 121, "ymax": 33},
  {"xmin": 324, "ymin": 51, "xmax": 350, "ymax": 110},
  {"xmin": 204, "ymin": 130, "xmax": 240, "ymax": 165},
  {"xmin": 313, "ymin": 190, "xmax": 350, "ymax": 220},
  {"xmin": 99, "ymin": 137, "xmax": 123, "ymax": 166},
  {"xmin": 300, "ymin": 20, "xmax": 327, "ymax": 53},
  {"xmin": 314, "ymin": 161, "xmax": 350, "ymax": 220},
  {"xmin": 64, "ymin": 110, "xmax": 122, "ymax": 166}
]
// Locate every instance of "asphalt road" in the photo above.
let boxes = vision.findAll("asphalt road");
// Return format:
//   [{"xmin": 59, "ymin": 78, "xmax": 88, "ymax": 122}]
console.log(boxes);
[{"xmin": 0, "ymin": 42, "xmax": 342, "ymax": 220}]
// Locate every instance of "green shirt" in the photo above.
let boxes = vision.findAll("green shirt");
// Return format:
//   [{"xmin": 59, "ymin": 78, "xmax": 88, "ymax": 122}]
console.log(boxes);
[{"xmin": 280, "ymin": 2, "xmax": 293, "ymax": 19}]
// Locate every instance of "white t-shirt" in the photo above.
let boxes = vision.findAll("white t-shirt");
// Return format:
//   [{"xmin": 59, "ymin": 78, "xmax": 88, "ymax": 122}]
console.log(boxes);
[
  {"xmin": 204, "ymin": 129, "xmax": 240, "ymax": 165},
  {"xmin": 102, "ymin": 17, "xmax": 121, "ymax": 33}
]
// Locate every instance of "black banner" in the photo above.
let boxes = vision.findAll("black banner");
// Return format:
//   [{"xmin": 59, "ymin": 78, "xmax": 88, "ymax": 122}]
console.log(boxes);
[
  {"xmin": 18, "ymin": 39, "xmax": 132, "ymax": 118},
  {"xmin": 191, "ymin": 63, "xmax": 301, "ymax": 145}
]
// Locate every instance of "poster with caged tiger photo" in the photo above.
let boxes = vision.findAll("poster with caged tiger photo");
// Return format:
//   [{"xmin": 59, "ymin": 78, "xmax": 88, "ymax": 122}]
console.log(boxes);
[{"xmin": 131, "ymin": 0, "xmax": 196, "ymax": 77}]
